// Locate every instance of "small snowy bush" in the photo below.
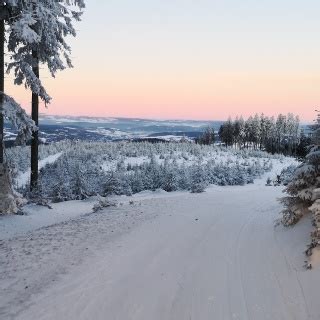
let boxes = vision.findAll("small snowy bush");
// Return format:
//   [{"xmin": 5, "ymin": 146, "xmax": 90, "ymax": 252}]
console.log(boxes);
[
  {"xmin": 93, "ymin": 197, "xmax": 117, "ymax": 213},
  {"xmin": 266, "ymin": 177, "xmax": 272, "ymax": 186}
]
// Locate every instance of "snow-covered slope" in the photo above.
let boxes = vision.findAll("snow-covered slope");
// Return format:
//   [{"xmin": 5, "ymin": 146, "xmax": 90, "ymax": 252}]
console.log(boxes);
[{"xmin": 1, "ymin": 158, "xmax": 319, "ymax": 319}]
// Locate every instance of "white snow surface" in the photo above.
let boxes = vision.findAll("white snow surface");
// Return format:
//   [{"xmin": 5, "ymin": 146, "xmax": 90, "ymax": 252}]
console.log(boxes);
[
  {"xmin": 0, "ymin": 199, "xmax": 95, "ymax": 240},
  {"xmin": 1, "ymin": 158, "xmax": 320, "ymax": 319}
]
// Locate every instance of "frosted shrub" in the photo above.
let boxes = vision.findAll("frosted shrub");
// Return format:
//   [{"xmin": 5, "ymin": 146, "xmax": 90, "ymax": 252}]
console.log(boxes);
[
  {"xmin": 8, "ymin": 141, "xmax": 278, "ymax": 201},
  {"xmin": 104, "ymin": 172, "xmax": 124, "ymax": 196},
  {"xmin": 266, "ymin": 177, "xmax": 272, "ymax": 186},
  {"xmin": 190, "ymin": 163, "xmax": 207, "ymax": 193},
  {"xmin": 93, "ymin": 197, "xmax": 116, "ymax": 213}
]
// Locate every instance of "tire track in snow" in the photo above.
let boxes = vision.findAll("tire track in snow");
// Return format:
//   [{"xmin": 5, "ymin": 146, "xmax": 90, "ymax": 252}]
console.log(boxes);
[
  {"xmin": 235, "ymin": 211, "xmax": 258, "ymax": 320},
  {"xmin": 272, "ymin": 206, "xmax": 314, "ymax": 319},
  {"xmin": 273, "ymin": 228, "xmax": 312, "ymax": 319}
]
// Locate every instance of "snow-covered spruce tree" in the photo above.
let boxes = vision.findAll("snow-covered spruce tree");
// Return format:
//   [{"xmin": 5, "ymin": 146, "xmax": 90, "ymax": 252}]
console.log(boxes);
[
  {"xmin": 0, "ymin": 0, "xmax": 5, "ymax": 168},
  {"xmin": 162, "ymin": 159, "xmax": 179, "ymax": 192},
  {"xmin": 0, "ymin": 1, "xmax": 36, "ymax": 214},
  {"xmin": 130, "ymin": 170, "xmax": 145, "ymax": 194},
  {"xmin": 281, "ymin": 114, "xmax": 320, "ymax": 255},
  {"xmin": 7, "ymin": 0, "xmax": 85, "ymax": 191},
  {"xmin": 190, "ymin": 161, "xmax": 207, "ymax": 193},
  {"xmin": 104, "ymin": 172, "xmax": 124, "ymax": 196},
  {"xmin": 0, "ymin": 0, "xmax": 14, "ymax": 214},
  {"xmin": 196, "ymin": 126, "xmax": 215, "ymax": 145},
  {"xmin": 0, "ymin": 105, "xmax": 34, "ymax": 213}
]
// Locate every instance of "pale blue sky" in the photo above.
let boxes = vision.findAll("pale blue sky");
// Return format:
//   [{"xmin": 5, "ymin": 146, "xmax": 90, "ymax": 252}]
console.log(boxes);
[{"xmin": 8, "ymin": 0, "xmax": 320, "ymax": 121}]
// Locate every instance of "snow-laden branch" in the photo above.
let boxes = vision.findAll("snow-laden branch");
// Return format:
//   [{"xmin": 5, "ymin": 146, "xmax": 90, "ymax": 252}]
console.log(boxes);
[
  {"xmin": 2, "ymin": 93, "xmax": 37, "ymax": 145},
  {"xmin": 6, "ymin": 0, "xmax": 85, "ymax": 103}
]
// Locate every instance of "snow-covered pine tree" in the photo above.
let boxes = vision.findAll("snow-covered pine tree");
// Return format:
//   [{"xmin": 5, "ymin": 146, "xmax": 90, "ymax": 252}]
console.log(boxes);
[
  {"xmin": 0, "ymin": 0, "xmax": 13, "ymax": 214},
  {"xmin": 286, "ymin": 113, "xmax": 300, "ymax": 155},
  {"xmin": 264, "ymin": 116, "xmax": 276, "ymax": 153},
  {"xmin": 296, "ymin": 129, "xmax": 312, "ymax": 159},
  {"xmin": 252, "ymin": 114, "xmax": 261, "ymax": 149},
  {"xmin": 190, "ymin": 161, "xmax": 207, "ymax": 193},
  {"xmin": 162, "ymin": 159, "xmax": 179, "ymax": 192},
  {"xmin": 178, "ymin": 163, "xmax": 191, "ymax": 190},
  {"xmin": 275, "ymin": 114, "xmax": 287, "ymax": 153},
  {"xmin": 197, "ymin": 126, "xmax": 215, "ymax": 145},
  {"xmin": 72, "ymin": 163, "xmax": 88, "ymax": 200},
  {"xmin": 0, "ymin": 1, "xmax": 36, "ymax": 214},
  {"xmin": 219, "ymin": 117, "xmax": 234, "ymax": 147},
  {"xmin": 104, "ymin": 171, "xmax": 123, "ymax": 196},
  {"xmin": 281, "ymin": 113, "xmax": 320, "ymax": 255},
  {"xmin": 6, "ymin": 0, "xmax": 85, "ymax": 191},
  {"xmin": 144, "ymin": 155, "xmax": 161, "ymax": 191},
  {"xmin": 3, "ymin": 94, "xmax": 36, "ymax": 145},
  {"xmin": 0, "ymin": 0, "xmax": 5, "ymax": 167},
  {"xmin": 130, "ymin": 170, "xmax": 144, "ymax": 194},
  {"xmin": 259, "ymin": 113, "xmax": 267, "ymax": 150}
]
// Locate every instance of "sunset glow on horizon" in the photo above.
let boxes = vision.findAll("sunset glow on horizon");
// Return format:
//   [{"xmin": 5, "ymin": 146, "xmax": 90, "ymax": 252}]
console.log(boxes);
[{"xmin": 6, "ymin": 0, "xmax": 320, "ymax": 123}]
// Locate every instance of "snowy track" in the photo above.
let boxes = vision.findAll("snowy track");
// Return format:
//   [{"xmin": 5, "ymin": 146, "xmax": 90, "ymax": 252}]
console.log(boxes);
[{"xmin": 1, "ymin": 166, "xmax": 320, "ymax": 319}]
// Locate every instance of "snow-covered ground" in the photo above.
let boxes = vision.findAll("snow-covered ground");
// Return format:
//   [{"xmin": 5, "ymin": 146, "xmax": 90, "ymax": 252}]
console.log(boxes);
[
  {"xmin": 0, "ymin": 199, "xmax": 95, "ymax": 240},
  {"xmin": 1, "ymin": 158, "xmax": 319, "ymax": 320}
]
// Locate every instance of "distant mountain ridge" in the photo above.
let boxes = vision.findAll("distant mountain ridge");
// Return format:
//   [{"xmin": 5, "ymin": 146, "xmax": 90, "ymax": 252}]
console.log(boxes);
[{"xmin": 5, "ymin": 115, "xmax": 224, "ymax": 144}]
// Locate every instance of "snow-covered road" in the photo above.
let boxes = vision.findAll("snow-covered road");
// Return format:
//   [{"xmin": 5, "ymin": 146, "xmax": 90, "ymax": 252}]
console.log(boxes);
[{"xmin": 1, "ymin": 163, "xmax": 320, "ymax": 319}]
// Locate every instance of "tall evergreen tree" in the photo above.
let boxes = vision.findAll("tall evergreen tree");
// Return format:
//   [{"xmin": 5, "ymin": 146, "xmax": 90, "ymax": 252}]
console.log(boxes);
[
  {"xmin": 0, "ymin": 0, "xmax": 4, "ymax": 166},
  {"xmin": 252, "ymin": 114, "xmax": 261, "ymax": 149},
  {"xmin": 0, "ymin": 0, "xmax": 36, "ymax": 214},
  {"xmin": 197, "ymin": 126, "xmax": 215, "ymax": 145},
  {"xmin": 281, "ymin": 113, "xmax": 320, "ymax": 256},
  {"xmin": 7, "ymin": 0, "xmax": 85, "ymax": 191}
]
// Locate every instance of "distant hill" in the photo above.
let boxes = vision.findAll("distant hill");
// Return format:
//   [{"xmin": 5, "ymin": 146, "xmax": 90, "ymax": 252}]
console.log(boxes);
[{"xmin": 5, "ymin": 115, "xmax": 224, "ymax": 144}]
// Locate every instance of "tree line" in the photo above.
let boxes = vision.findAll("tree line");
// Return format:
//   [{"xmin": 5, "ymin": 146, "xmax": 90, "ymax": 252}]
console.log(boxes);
[{"xmin": 197, "ymin": 113, "xmax": 310, "ymax": 158}]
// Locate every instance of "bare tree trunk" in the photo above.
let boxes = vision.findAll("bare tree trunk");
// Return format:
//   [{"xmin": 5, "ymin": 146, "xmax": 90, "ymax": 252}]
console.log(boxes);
[
  {"xmin": 0, "ymin": 0, "xmax": 4, "ymax": 164},
  {"xmin": 30, "ymin": 50, "xmax": 39, "ymax": 192}
]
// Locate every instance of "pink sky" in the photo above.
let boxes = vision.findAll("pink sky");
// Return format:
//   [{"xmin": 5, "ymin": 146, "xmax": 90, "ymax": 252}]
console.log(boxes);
[
  {"xmin": 5, "ymin": 0, "xmax": 320, "ymax": 123},
  {"xmin": 6, "ymin": 70, "xmax": 318, "ymax": 122}
]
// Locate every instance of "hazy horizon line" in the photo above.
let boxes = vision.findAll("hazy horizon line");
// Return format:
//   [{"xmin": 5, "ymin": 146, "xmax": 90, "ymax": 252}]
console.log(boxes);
[{"xmin": 39, "ymin": 112, "xmax": 313, "ymax": 125}]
